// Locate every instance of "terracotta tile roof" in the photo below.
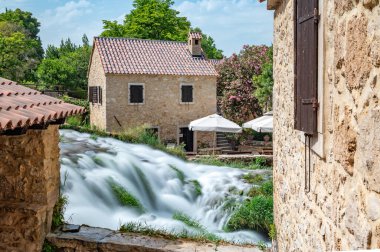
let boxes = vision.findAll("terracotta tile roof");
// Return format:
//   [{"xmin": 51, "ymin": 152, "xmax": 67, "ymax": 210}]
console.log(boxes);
[
  {"xmin": 208, "ymin": 59, "xmax": 223, "ymax": 66},
  {"xmin": 94, "ymin": 37, "xmax": 218, "ymax": 76},
  {"xmin": 189, "ymin": 32, "xmax": 203, "ymax": 40},
  {"xmin": 0, "ymin": 77, "xmax": 85, "ymax": 132}
]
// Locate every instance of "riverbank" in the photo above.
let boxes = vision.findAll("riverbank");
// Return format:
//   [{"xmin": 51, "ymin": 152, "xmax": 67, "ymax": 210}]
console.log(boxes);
[{"xmin": 45, "ymin": 225, "xmax": 263, "ymax": 252}]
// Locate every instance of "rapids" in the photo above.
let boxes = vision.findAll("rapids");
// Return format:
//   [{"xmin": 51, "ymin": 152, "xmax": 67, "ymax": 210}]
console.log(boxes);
[{"xmin": 59, "ymin": 129, "xmax": 270, "ymax": 244}]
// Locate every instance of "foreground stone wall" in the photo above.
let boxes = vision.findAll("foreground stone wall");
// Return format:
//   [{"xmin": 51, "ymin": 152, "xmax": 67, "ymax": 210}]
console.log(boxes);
[
  {"xmin": 273, "ymin": 0, "xmax": 380, "ymax": 251},
  {"xmin": 0, "ymin": 125, "xmax": 60, "ymax": 251},
  {"xmin": 104, "ymin": 74, "xmax": 217, "ymax": 149}
]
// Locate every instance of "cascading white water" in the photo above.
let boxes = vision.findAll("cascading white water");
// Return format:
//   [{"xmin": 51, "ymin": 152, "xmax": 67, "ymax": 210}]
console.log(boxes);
[{"xmin": 59, "ymin": 129, "xmax": 270, "ymax": 244}]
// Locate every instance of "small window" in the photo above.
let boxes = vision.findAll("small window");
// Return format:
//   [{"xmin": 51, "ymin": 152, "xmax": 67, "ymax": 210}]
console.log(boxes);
[
  {"xmin": 181, "ymin": 84, "xmax": 193, "ymax": 103},
  {"xmin": 195, "ymin": 39, "xmax": 199, "ymax": 45},
  {"xmin": 89, "ymin": 86, "xmax": 102, "ymax": 104},
  {"xmin": 129, "ymin": 84, "xmax": 144, "ymax": 104}
]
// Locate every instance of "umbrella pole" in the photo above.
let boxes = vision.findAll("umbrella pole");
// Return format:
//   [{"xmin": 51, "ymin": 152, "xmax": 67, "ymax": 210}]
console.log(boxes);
[{"xmin": 213, "ymin": 131, "xmax": 216, "ymax": 156}]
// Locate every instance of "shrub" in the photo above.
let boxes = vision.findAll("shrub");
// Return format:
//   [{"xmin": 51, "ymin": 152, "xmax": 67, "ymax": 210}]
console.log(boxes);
[
  {"xmin": 247, "ymin": 181, "xmax": 273, "ymax": 198},
  {"xmin": 65, "ymin": 115, "xmax": 82, "ymax": 127},
  {"xmin": 225, "ymin": 195, "xmax": 273, "ymax": 233},
  {"xmin": 242, "ymin": 174, "xmax": 264, "ymax": 184}
]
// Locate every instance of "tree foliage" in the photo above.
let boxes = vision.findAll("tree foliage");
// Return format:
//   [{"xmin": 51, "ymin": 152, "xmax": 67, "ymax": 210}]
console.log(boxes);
[
  {"xmin": 0, "ymin": 9, "xmax": 43, "ymax": 82},
  {"xmin": 37, "ymin": 35, "xmax": 91, "ymax": 91},
  {"xmin": 192, "ymin": 27, "xmax": 223, "ymax": 59},
  {"xmin": 217, "ymin": 45, "xmax": 270, "ymax": 124},
  {"xmin": 101, "ymin": 0, "xmax": 191, "ymax": 41},
  {"xmin": 101, "ymin": 0, "xmax": 223, "ymax": 59},
  {"xmin": 253, "ymin": 46, "xmax": 273, "ymax": 111}
]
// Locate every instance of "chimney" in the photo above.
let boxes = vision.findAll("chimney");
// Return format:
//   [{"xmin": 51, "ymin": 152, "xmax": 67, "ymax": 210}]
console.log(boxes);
[{"xmin": 188, "ymin": 32, "xmax": 203, "ymax": 57}]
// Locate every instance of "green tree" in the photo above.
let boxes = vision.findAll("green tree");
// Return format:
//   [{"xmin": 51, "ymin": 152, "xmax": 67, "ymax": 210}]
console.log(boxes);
[
  {"xmin": 0, "ymin": 8, "xmax": 43, "ymax": 82},
  {"xmin": 0, "ymin": 21, "xmax": 39, "ymax": 81},
  {"xmin": 192, "ymin": 28, "xmax": 223, "ymax": 59},
  {"xmin": 37, "ymin": 35, "xmax": 91, "ymax": 92},
  {"xmin": 101, "ymin": 0, "xmax": 191, "ymax": 41},
  {"xmin": 253, "ymin": 46, "xmax": 273, "ymax": 111}
]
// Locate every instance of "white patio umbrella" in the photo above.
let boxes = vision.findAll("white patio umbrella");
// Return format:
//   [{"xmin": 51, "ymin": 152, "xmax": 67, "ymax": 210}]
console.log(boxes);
[
  {"xmin": 242, "ymin": 111, "xmax": 273, "ymax": 133},
  {"xmin": 189, "ymin": 114, "xmax": 242, "ymax": 154}
]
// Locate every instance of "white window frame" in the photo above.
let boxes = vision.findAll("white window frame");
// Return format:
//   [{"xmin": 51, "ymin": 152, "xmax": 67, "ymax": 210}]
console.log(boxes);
[
  {"xmin": 179, "ymin": 83, "xmax": 194, "ymax": 104},
  {"xmin": 299, "ymin": 0, "xmax": 325, "ymax": 158},
  {"xmin": 128, "ymin": 83, "xmax": 145, "ymax": 105}
]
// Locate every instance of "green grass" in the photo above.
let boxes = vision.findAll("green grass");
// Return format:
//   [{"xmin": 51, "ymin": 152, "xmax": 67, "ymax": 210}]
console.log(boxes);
[
  {"xmin": 119, "ymin": 221, "xmax": 223, "ymax": 244},
  {"xmin": 170, "ymin": 165, "xmax": 185, "ymax": 183},
  {"xmin": 108, "ymin": 180, "xmax": 144, "ymax": 211},
  {"xmin": 225, "ymin": 195, "xmax": 273, "ymax": 233},
  {"xmin": 189, "ymin": 180, "xmax": 202, "ymax": 196},
  {"xmin": 42, "ymin": 240, "xmax": 57, "ymax": 252},
  {"xmin": 194, "ymin": 156, "xmax": 272, "ymax": 170},
  {"xmin": 51, "ymin": 194, "xmax": 68, "ymax": 229},
  {"xmin": 173, "ymin": 212, "xmax": 203, "ymax": 229},
  {"xmin": 242, "ymin": 174, "xmax": 264, "ymax": 184},
  {"xmin": 247, "ymin": 181, "xmax": 273, "ymax": 198}
]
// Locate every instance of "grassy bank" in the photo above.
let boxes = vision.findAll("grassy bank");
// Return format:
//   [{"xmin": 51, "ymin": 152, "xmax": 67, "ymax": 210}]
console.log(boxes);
[
  {"xmin": 194, "ymin": 156, "xmax": 272, "ymax": 170},
  {"xmin": 60, "ymin": 116, "xmax": 186, "ymax": 159}
]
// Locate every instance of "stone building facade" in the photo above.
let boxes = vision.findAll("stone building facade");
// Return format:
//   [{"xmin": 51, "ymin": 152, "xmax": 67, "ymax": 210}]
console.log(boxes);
[
  {"xmin": 88, "ymin": 33, "xmax": 218, "ymax": 151},
  {"xmin": 265, "ymin": 0, "xmax": 380, "ymax": 251}
]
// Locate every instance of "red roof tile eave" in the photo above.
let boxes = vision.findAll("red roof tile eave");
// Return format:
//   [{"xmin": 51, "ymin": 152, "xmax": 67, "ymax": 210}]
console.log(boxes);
[
  {"xmin": 0, "ymin": 77, "xmax": 86, "ymax": 133},
  {"xmin": 104, "ymin": 71, "xmax": 218, "ymax": 77}
]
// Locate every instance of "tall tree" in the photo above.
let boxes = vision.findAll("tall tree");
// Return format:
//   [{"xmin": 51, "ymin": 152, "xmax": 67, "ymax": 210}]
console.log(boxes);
[
  {"xmin": 37, "ymin": 35, "xmax": 91, "ymax": 92},
  {"xmin": 0, "ymin": 9, "xmax": 43, "ymax": 82},
  {"xmin": 101, "ymin": 0, "xmax": 191, "ymax": 41},
  {"xmin": 192, "ymin": 27, "xmax": 223, "ymax": 59}
]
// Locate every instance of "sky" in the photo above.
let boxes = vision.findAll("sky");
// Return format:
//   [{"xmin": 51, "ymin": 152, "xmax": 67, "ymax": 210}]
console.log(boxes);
[{"xmin": 0, "ymin": 0, "xmax": 274, "ymax": 56}]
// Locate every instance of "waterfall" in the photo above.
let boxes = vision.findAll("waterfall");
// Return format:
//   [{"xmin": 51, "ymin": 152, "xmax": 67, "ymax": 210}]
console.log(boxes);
[{"xmin": 59, "ymin": 129, "xmax": 270, "ymax": 244}]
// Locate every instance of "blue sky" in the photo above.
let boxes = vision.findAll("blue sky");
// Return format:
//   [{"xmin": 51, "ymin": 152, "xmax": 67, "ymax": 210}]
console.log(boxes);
[{"xmin": 0, "ymin": 0, "xmax": 273, "ymax": 56}]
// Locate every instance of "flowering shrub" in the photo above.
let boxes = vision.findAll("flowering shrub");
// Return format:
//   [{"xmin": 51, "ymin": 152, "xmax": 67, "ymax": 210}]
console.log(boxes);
[{"xmin": 217, "ymin": 45, "xmax": 271, "ymax": 124}]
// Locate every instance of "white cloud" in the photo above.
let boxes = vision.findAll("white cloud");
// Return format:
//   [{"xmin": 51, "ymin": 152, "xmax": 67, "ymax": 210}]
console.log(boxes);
[
  {"xmin": 42, "ymin": 0, "xmax": 92, "ymax": 27},
  {"xmin": 175, "ymin": 0, "xmax": 273, "ymax": 56}
]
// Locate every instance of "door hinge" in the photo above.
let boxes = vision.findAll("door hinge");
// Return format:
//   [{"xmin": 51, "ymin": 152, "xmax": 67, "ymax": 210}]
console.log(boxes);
[
  {"xmin": 314, "ymin": 8, "xmax": 320, "ymax": 24},
  {"xmin": 301, "ymin": 97, "xmax": 319, "ymax": 111}
]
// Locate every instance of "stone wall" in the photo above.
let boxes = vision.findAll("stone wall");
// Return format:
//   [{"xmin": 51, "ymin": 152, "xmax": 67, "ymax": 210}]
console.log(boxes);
[
  {"xmin": 0, "ymin": 125, "xmax": 60, "ymax": 252},
  {"xmin": 96, "ymin": 73, "xmax": 217, "ymax": 150},
  {"xmin": 272, "ymin": 0, "xmax": 380, "ymax": 251},
  {"xmin": 88, "ymin": 44, "xmax": 107, "ymax": 131}
]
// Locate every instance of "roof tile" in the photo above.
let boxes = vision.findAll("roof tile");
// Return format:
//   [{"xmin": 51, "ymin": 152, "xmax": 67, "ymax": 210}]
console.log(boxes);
[
  {"xmin": 94, "ymin": 37, "xmax": 218, "ymax": 76},
  {"xmin": 0, "ymin": 77, "xmax": 85, "ymax": 132}
]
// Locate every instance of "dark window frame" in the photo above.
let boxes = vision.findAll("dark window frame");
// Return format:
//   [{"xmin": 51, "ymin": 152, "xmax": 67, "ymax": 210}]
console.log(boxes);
[
  {"xmin": 128, "ymin": 83, "xmax": 144, "ymax": 104},
  {"xmin": 180, "ymin": 84, "xmax": 194, "ymax": 103},
  {"xmin": 89, "ymin": 86, "xmax": 102, "ymax": 104}
]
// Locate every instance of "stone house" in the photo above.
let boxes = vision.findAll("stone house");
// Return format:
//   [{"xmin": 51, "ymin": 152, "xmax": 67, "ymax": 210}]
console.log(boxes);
[
  {"xmin": 87, "ymin": 32, "xmax": 218, "ymax": 152},
  {"xmin": 263, "ymin": 0, "xmax": 380, "ymax": 251},
  {"xmin": 0, "ymin": 77, "xmax": 84, "ymax": 251}
]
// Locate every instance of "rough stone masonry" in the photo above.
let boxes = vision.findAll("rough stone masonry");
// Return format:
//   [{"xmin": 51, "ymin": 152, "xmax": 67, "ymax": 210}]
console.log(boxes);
[
  {"xmin": 270, "ymin": 0, "xmax": 380, "ymax": 251},
  {"xmin": 0, "ymin": 125, "xmax": 60, "ymax": 252}
]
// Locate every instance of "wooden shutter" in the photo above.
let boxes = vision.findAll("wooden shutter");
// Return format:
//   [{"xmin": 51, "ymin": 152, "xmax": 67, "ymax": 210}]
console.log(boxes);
[
  {"xmin": 295, "ymin": 0, "xmax": 319, "ymax": 135},
  {"xmin": 98, "ymin": 86, "xmax": 102, "ymax": 104},
  {"xmin": 130, "ymin": 85, "xmax": 143, "ymax": 103},
  {"xmin": 89, "ymin": 87, "xmax": 94, "ymax": 103},
  {"xmin": 181, "ymin": 85, "xmax": 193, "ymax": 103}
]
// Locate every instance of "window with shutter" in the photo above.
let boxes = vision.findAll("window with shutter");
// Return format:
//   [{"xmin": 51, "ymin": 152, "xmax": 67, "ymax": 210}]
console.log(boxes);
[
  {"xmin": 181, "ymin": 85, "xmax": 193, "ymax": 103},
  {"xmin": 89, "ymin": 86, "xmax": 102, "ymax": 104},
  {"xmin": 129, "ymin": 84, "xmax": 144, "ymax": 104},
  {"xmin": 294, "ymin": 0, "xmax": 319, "ymax": 135}
]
